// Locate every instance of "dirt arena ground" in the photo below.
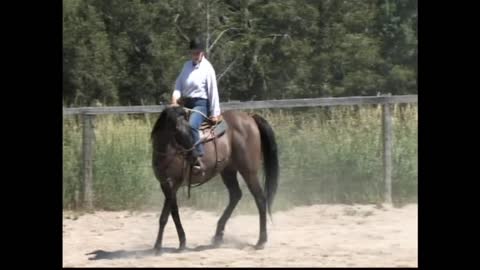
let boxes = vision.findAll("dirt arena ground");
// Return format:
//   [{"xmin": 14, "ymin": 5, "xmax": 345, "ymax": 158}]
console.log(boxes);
[{"xmin": 63, "ymin": 203, "xmax": 417, "ymax": 267}]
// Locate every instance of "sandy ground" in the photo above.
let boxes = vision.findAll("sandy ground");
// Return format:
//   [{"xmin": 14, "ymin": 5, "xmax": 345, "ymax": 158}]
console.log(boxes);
[{"xmin": 63, "ymin": 203, "xmax": 417, "ymax": 267}]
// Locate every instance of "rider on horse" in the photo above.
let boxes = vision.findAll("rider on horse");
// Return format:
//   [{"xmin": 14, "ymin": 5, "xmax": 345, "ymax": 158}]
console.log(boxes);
[{"xmin": 170, "ymin": 36, "xmax": 221, "ymax": 172}]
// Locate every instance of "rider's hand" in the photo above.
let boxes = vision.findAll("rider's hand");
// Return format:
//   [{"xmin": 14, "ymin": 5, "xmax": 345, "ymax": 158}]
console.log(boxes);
[{"xmin": 170, "ymin": 95, "xmax": 181, "ymax": 107}]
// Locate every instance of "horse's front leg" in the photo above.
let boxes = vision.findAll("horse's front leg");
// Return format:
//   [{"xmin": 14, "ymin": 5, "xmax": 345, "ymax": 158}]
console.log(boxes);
[
  {"xmin": 154, "ymin": 200, "xmax": 171, "ymax": 254},
  {"xmin": 170, "ymin": 186, "xmax": 186, "ymax": 251},
  {"xmin": 154, "ymin": 178, "xmax": 186, "ymax": 254},
  {"xmin": 154, "ymin": 179, "xmax": 175, "ymax": 254}
]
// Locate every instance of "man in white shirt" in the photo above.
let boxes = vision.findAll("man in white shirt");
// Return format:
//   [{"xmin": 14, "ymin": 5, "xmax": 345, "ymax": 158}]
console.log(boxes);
[{"xmin": 171, "ymin": 36, "xmax": 221, "ymax": 171}]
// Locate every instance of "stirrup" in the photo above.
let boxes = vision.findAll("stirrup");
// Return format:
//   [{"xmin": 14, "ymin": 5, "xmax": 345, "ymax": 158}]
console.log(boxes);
[
  {"xmin": 192, "ymin": 157, "xmax": 202, "ymax": 168},
  {"xmin": 192, "ymin": 157, "xmax": 205, "ymax": 174}
]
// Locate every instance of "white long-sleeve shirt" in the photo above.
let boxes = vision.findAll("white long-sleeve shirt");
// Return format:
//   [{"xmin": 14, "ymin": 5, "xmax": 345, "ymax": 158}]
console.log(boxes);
[{"xmin": 172, "ymin": 58, "xmax": 221, "ymax": 117}]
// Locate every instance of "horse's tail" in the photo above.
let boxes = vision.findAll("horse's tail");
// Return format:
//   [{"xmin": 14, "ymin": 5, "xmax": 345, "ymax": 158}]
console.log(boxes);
[{"xmin": 252, "ymin": 114, "xmax": 279, "ymax": 220}]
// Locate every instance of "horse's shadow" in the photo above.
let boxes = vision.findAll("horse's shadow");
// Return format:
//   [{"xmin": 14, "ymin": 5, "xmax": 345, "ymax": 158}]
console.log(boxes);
[{"xmin": 86, "ymin": 242, "xmax": 254, "ymax": 260}]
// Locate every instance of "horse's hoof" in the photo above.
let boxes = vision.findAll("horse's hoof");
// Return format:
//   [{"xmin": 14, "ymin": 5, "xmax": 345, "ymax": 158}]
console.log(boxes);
[
  {"xmin": 212, "ymin": 236, "xmax": 224, "ymax": 247},
  {"xmin": 254, "ymin": 242, "xmax": 265, "ymax": 250},
  {"xmin": 153, "ymin": 244, "xmax": 163, "ymax": 256},
  {"xmin": 154, "ymin": 249, "xmax": 162, "ymax": 256}
]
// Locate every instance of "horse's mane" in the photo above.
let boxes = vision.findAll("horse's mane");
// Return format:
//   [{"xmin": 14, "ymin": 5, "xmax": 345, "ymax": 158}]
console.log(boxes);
[{"xmin": 151, "ymin": 106, "xmax": 193, "ymax": 150}]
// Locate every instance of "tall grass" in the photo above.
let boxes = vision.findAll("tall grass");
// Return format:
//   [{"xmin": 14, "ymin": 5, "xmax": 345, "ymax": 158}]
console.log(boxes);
[
  {"xmin": 63, "ymin": 116, "xmax": 82, "ymax": 209},
  {"xmin": 63, "ymin": 104, "xmax": 417, "ymax": 212},
  {"xmin": 63, "ymin": 115, "xmax": 156, "ymax": 210}
]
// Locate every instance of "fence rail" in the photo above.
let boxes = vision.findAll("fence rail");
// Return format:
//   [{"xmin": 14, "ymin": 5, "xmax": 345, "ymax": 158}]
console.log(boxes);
[
  {"xmin": 63, "ymin": 95, "xmax": 418, "ymax": 209},
  {"xmin": 63, "ymin": 95, "xmax": 417, "ymax": 116}
]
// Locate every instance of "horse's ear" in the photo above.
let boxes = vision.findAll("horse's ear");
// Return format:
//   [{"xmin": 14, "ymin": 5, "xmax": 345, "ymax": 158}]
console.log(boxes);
[
  {"xmin": 173, "ymin": 106, "xmax": 188, "ymax": 120},
  {"xmin": 156, "ymin": 106, "xmax": 177, "ymax": 131},
  {"xmin": 176, "ymin": 106, "xmax": 185, "ymax": 114}
]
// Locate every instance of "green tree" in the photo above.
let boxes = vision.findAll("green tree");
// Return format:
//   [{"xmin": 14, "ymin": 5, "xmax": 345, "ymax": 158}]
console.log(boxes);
[
  {"xmin": 375, "ymin": 0, "xmax": 417, "ymax": 94},
  {"xmin": 63, "ymin": 0, "xmax": 418, "ymax": 106},
  {"xmin": 63, "ymin": 0, "xmax": 117, "ymax": 106}
]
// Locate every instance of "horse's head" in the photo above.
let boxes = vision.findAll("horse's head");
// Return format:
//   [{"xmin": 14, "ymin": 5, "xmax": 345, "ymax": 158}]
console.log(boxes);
[{"xmin": 151, "ymin": 106, "xmax": 192, "ymax": 150}]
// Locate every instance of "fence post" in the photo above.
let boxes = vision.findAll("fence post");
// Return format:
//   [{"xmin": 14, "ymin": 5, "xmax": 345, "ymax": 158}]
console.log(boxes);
[
  {"xmin": 82, "ymin": 113, "xmax": 95, "ymax": 210},
  {"xmin": 382, "ymin": 97, "xmax": 393, "ymax": 205}
]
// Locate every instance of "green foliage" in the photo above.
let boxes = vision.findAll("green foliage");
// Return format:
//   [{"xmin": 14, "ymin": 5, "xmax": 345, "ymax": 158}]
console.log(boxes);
[
  {"xmin": 63, "ymin": 0, "xmax": 417, "ymax": 106},
  {"xmin": 63, "ymin": 0, "xmax": 118, "ymax": 106}
]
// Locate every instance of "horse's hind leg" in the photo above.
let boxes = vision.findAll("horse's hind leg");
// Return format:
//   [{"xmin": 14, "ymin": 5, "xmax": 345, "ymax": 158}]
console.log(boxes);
[
  {"xmin": 213, "ymin": 169, "xmax": 242, "ymax": 246},
  {"xmin": 241, "ymin": 171, "xmax": 267, "ymax": 249}
]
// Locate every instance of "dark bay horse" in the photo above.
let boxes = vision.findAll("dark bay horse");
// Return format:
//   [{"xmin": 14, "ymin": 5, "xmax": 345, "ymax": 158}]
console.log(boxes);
[{"xmin": 150, "ymin": 106, "xmax": 279, "ymax": 253}]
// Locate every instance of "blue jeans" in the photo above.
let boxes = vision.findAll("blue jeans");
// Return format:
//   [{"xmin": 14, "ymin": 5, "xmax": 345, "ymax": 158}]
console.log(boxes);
[{"xmin": 183, "ymin": 98, "xmax": 208, "ymax": 157}]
